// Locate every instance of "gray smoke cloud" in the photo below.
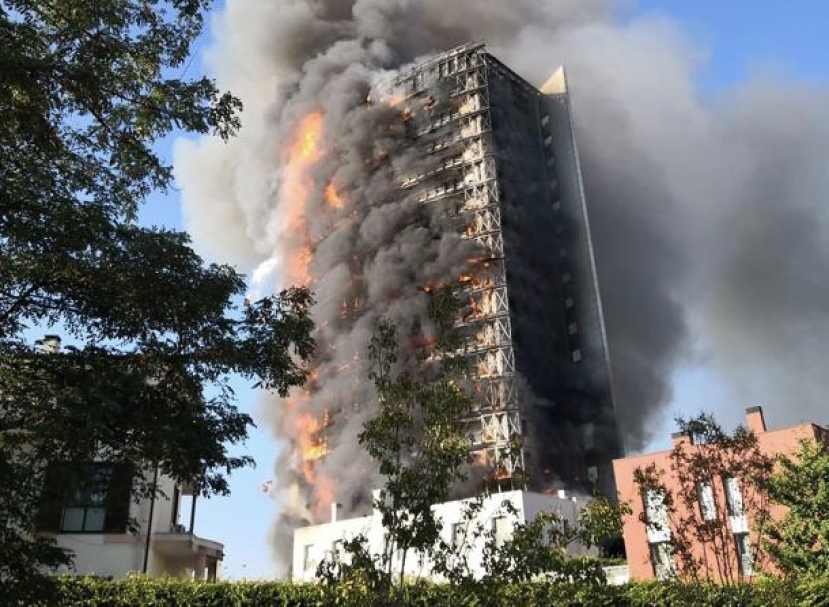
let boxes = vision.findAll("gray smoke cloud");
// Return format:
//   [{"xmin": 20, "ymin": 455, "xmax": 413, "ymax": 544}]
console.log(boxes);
[{"xmin": 174, "ymin": 0, "xmax": 829, "ymax": 573}]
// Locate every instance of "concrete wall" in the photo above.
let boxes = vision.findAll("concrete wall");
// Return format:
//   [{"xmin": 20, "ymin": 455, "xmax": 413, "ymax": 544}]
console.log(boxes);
[{"xmin": 292, "ymin": 490, "xmax": 593, "ymax": 581}]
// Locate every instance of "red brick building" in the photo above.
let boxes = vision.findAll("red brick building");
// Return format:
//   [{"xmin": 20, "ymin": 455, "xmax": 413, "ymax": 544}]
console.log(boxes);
[{"xmin": 613, "ymin": 407, "xmax": 829, "ymax": 581}]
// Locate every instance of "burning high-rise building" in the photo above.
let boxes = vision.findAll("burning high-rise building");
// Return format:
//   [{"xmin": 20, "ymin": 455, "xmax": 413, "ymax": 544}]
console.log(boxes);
[
  {"xmin": 260, "ymin": 41, "xmax": 622, "ymax": 531},
  {"xmin": 387, "ymin": 42, "xmax": 622, "ymax": 497}
]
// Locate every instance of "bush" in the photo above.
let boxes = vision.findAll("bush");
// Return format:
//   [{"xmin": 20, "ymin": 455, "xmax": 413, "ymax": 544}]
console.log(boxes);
[{"xmin": 10, "ymin": 574, "xmax": 829, "ymax": 607}]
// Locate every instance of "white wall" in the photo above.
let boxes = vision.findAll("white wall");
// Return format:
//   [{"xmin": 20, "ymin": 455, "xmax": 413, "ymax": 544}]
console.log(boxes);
[
  {"xmin": 292, "ymin": 490, "xmax": 594, "ymax": 581},
  {"xmin": 55, "ymin": 535, "xmax": 143, "ymax": 578},
  {"xmin": 53, "ymin": 470, "xmax": 195, "ymax": 578}
]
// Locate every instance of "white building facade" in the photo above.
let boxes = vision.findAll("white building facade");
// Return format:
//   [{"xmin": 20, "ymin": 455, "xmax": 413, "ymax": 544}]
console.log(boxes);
[
  {"xmin": 36, "ymin": 465, "xmax": 223, "ymax": 580},
  {"xmin": 292, "ymin": 490, "xmax": 592, "ymax": 581}
]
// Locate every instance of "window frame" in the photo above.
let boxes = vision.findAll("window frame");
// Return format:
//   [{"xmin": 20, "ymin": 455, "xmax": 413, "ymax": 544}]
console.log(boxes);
[
  {"xmin": 59, "ymin": 464, "xmax": 113, "ymax": 533},
  {"xmin": 723, "ymin": 476, "xmax": 744, "ymax": 517},
  {"xmin": 734, "ymin": 532, "xmax": 754, "ymax": 576},
  {"xmin": 696, "ymin": 479, "xmax": 717, "ymax": 521},
  {"xmin": 649, "ymin": 541, "xmax": 675, "ymax": 581}
]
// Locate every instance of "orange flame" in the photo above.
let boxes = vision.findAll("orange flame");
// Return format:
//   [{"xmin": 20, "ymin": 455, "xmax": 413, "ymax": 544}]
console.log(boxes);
[
  {"xmin": 325, "ymin": 182, "xmax": 345, "ymax": 210},
  {"xmin": 291, "ymin": 407, "xmax": 336, "ymax": 518},
  {"xmin": 282, "ymin": 112, "xmax": 325, "ymax": 286}
]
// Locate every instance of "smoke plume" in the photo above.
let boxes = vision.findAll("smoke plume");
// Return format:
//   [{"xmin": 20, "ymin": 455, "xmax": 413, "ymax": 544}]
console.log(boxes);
[{"xmin": 174, "ymin": 0, "xmax": 829, "ymax": 572}]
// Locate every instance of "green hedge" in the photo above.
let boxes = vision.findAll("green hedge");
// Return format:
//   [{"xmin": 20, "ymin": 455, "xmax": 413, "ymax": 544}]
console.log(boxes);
[{"xmin": 7, "ymin": 575, "xmax": 829, "ymax": 607}]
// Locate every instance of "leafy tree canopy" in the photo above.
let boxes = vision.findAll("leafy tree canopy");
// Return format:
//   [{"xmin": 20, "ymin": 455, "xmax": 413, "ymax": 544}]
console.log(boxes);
[
  {"xmin": 0, "ymin": 0, "xmax": 314, "ymax": 587},
  {"xmin": 766, "ymin": 438, "xmax": 829, "ymax": 576},
  {"xmin": 359, "ymin": 289, "xmax": 473, "ymax": 581}
]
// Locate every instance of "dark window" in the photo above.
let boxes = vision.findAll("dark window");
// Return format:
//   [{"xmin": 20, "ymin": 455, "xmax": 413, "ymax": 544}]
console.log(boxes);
[
  {"xmin": 36, "ymin": 462, "xmax": 134, "ymax": 534},
  {"xmin": 61, "ymin": 465, "xmax": 112, "ymax": 532}
]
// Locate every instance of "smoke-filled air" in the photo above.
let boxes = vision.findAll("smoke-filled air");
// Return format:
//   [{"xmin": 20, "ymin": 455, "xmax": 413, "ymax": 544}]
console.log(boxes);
[{"xmin": 174, "ymin": 0, "xmax": 829, "ymax": 572}]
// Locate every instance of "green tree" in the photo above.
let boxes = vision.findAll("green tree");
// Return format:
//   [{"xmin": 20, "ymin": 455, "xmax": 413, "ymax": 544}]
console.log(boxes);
[
  {"xmin": 576, "ymin": 495, "xmax": 632, "ymax": 558},
  {"xmin": 360, "ymin": 289, "xmax": 473, "ymax": 583},
  {"xmin": 480, "ymin": 508, "xmax": 607, "ymax": 584},
  {"xmin": 318, "ymin": 290, "xmax": 473, "ymax": 586},
  {"xmin": 431, "ymin": 495, "xmax": 629, "ymax": 585},
  {"xmin": 0, "ymin": 0, "xmax": 314, "ymax": 596},
  {"xmin": 632, "ymin": 413, "xmax": 774, "ymax": 584},
  {"xmin": 766, "ymin": 438, "xmax": 829, "ymax": 576}
]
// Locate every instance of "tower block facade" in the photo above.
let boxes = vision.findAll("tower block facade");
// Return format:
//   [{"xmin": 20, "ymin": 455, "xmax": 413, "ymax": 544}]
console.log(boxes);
[{"xmin": 392, "ymin": 43, "xmax": 622, "ymax": 496}]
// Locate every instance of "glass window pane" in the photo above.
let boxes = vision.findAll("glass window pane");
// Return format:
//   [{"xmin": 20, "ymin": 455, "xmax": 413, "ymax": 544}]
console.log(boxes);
[
  {"xmin": 736, "ymin": 533, "xmax": 754, "ymax": 575},
  {"xmin": 452, "ymin": 523, "xmax": 465, "ymax": 548},
  {"xmin": 493, "ymin": 516, "xmax": 511, "ymax": 547},
  {"xmin": 697, "ymin": 481, "xmax": 716, "ymax": 521},
  {"xmin": 725, "ymin": 477, "xmax": 744, "ymax": 516},
  {"xmin": 650, "ymin": 542, "xmax": 675, "ymax": 580},
  {"xmin": 84, "ymin": 507, "xmax": 106, "ymax": 532},
  {"xmin": 61, "ymin": 507, "xmax": 85, "ymax": 532}
]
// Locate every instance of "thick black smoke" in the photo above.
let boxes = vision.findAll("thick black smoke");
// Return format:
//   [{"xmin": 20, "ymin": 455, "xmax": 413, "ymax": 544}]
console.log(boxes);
[{"xmin": 175, "ymin": 0, "xmax": 829, "ymax": 573}]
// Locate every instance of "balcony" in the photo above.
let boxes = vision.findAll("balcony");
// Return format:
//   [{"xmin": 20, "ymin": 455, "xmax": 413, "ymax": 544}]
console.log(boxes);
[{"xmin": 152, "ymin": 526, "xmax": 223, "ymax": 580}]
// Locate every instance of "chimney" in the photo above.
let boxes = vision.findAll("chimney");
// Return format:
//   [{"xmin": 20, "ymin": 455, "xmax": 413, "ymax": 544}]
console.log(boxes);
[
  {"xmin": 746, "ymin": 406, "xmax": 766, "ymax": 434},
  {"xmin": 330, "ymin": 502, "xmax": 341, "ymax": 523},
  {"xmin": 671, "ymin": 431, "xmax": 691, "ymax": 447},
  {"xmin": 37, "ymin": 334, "xmax": 61, "ymax": 353}
]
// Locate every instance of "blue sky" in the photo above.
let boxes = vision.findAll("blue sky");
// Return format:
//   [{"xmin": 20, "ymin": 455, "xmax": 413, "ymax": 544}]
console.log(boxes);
[{"xmin": 138, "ymin": 1, "xmax": 829, "ymax": 579}]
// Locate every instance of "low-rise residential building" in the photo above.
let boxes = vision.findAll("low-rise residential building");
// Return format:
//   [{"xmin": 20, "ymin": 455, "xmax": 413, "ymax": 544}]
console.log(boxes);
[
  {"xmin": 613, "ymin": 406, "xmax": 829, "ymax": 582},
  {"xmin": 292, "ymin": 489, "xmax": 595, "ymax": 581},
  {"xmin": 21, "ymin": 335, "xmax": 224, "ymax": 579},
  {"xmin": 35, "ymin": 463, "xmax": 223, "ymax": 580}
]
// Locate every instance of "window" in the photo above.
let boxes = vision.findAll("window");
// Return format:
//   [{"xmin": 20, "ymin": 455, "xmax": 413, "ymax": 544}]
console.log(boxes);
[
  {"xmin": 303, "ymin": 544, "xmax": 315, "ymax": 572},
  {"xmin": 60, "ymin": 466, "xmax": 111, "ymax": 532},
  {"xmin": 571, "ymin": 349, "xmax": 582, "ymax": 363},
  {"xmin": 61, "ymin": 464, "xmax": 116, "ymax": 532},
  {"xmin": 724, "ymin": 477, "xmax": 744, "ymax": 516},
  {"xmin": 452, "ymin": 522, "xmax": 465, "ymax": 548},
  {"xmin": 564, "ymin": 297, "xmax": 575, "ymax": 309},
  {"xmin": 735, "ymin": 533, "xmax": 754, "ymax": 576},
  {"xmin": 567, "ymin": 322, "xmax": 578, "ymax": 336},
  {"xmin": 36, "ymin": 462, "xmax": 134, "ymax": 534},
  {"xmin": 644, "ymin": 489, "xmax": 670, "ymax": 539},
  {"xmin": 649, "ymin": 541, "xmax": 675, "ymax": 581},
  {"xmin": 697, "ymin": 480, "xmax": 717, "ymax": 521},
  {"xmin": 492, "ymin": 516, "xmax": 511, "ymax": 547}
]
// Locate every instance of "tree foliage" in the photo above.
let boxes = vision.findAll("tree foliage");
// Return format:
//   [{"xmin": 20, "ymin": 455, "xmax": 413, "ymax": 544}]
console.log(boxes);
[
  {"xmin": 480, "ymin": 508, "xmax": 608, "ymax": 584},
  {"xmin": 766, "ymin": 438, "xmax": 829, "ymax": 576},
  {"xmin": 632, "ymin": 413, "xmax": 774, "ymax": 584},
  {"xmin": 0, "ymin": 0, "xmax": 314, "ymax": 590},
  {"xmin": 358, "ymin": 289, "xmax": 473, "ymax": 581}
]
